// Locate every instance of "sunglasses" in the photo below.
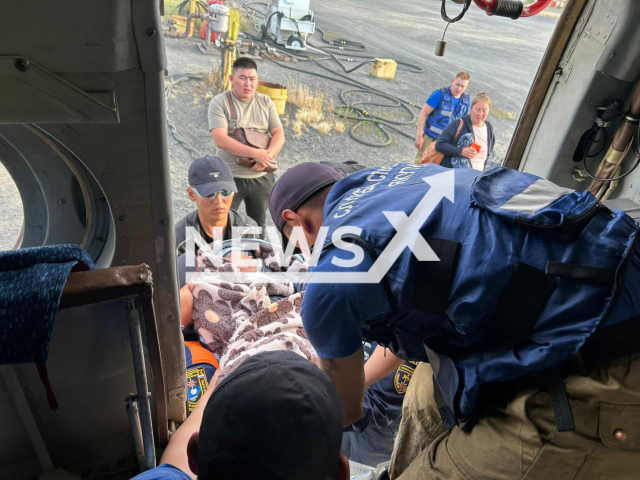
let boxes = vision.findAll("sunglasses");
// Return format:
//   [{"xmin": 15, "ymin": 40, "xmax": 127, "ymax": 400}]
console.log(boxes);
[{"xmin": 192, "ymin": 187, "xmax": 235, "ymax": 199}]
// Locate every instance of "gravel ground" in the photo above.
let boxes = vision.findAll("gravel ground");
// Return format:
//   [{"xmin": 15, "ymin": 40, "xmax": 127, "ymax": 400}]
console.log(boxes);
[{"xmin": 0, "ymin": 1, "xmax": 557, "ymax": 249}]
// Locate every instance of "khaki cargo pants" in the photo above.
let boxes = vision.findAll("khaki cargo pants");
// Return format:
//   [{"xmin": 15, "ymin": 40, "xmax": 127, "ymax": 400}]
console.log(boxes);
[{"xmin": 390, "ymin": 353, "xmax": 640, "ymax": 480}]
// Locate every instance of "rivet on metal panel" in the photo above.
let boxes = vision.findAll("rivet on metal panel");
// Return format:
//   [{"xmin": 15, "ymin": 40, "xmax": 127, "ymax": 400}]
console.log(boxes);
[
  {"xmin": 168, "ymin": 315, "xmax": 175, "ymax": 321},
  {"xmin": 159, "ymin": 219, "xmax": 167, "ymax": 226},
  {"xmin": 146, "ymin": 28, "xmax": 156, "ymax": 37},
  {"xmin": 119, "ymin": 215, "xmax": 127, "ymax": 222},
  {"xmin": 14, "ymin": 58, "xmax": 30, "ymax": 71},
  {"xmin": 121, "ymin": 258, "xmax": 127, "ymax": 264},
  {"xmin": 102, "ymin": 173, "xmax": 109, "ymax": 179}
]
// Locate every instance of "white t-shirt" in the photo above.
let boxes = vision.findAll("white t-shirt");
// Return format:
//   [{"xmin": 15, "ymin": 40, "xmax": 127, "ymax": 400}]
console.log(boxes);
[{"xmin": 471, "ymin": 124, "xmax": 488, "ymax": 171}]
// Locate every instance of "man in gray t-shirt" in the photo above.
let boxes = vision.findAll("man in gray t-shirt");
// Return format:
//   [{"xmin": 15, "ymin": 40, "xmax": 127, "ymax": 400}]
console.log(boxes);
[{"xmin": 208, "ymin": 57, "xmax": 285, "ymax": 227}]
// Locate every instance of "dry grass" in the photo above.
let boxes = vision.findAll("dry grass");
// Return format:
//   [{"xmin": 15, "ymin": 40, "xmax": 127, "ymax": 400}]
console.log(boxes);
[
  {"xmin": 491, "ymin": 107, "xmax": 518, "ymax": 122},
  {"xmin": 286, "ymin": 80, "xmax": 347, "ymax": 136},
  {"xmin": 193, "ymin": 68, "xmax": 224, "ymax": 103}
]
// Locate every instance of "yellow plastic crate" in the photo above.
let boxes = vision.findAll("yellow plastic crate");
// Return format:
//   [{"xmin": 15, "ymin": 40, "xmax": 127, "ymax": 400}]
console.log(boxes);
[{"xmin": 370, "ymin": 59, "xmax": 397, "ymax": 79}]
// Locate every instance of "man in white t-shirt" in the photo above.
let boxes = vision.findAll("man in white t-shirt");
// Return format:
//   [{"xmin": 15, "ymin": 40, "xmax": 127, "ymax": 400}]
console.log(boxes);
[{"xmin": 208, "ymin": 57, "xmax": 285, "ymax": 228}]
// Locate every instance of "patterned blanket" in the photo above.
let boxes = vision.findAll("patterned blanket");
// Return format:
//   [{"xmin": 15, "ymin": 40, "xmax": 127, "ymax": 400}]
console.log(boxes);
[{"xmin": 190, "ymin": 246, "xmax": 315, "ymax": 384}]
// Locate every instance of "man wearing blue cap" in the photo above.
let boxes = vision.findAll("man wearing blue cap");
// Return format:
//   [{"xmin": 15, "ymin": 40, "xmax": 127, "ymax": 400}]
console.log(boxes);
[
  {"xmin": 175, "ymin": 156, "xmax": 257, "ymax": 256},
  {"xmin": 269, "ymin": 162, "xmax": 640, "ymax": 479}
]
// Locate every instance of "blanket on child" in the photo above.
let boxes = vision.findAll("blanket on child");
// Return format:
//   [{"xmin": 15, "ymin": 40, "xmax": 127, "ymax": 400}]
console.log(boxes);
[{"xmin": 190, "ymin": 246, "xmax": 314, "ymax": 384}]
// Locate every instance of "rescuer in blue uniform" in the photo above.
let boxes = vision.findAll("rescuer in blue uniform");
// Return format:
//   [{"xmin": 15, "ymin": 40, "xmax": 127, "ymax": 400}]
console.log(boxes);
[
  {"xmin": 414, "ymin": 72, "xmax": 471, "ymax": 163},
  {"xmin": 269, "ymin": 162, "xmax": 640, "ymax": 480}
]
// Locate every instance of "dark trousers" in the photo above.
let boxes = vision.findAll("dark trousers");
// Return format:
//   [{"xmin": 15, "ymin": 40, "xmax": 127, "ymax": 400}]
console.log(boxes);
[{"xmin": 231, "ymin": 173, "xmax": 275, "ymax": 226}]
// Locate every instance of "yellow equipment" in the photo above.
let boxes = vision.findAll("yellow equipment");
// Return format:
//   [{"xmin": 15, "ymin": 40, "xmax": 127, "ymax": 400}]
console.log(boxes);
[{"xmin": 223, "ymin": 9, "xmax": 241, "ymax": 91}]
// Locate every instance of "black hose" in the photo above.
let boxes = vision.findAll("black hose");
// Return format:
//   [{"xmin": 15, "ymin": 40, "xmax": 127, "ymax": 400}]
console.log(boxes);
[
  {"xmin": 316, "ymin": 27, "xmax": 366, "ymax": 52},
  {"xmin": 307, "ymin": 41, "xmax": 425, "ymax": 74},
  {"xmin": 441, "ymin": 0, "xmax": 472, "ymax": 23},
  {"xmin": 261, "ymin": 55, "xmax": 419, "ymax": 147},
  {"xmin": 335, "ymin": 89, "xmax": 416, "ymax": 147},
  {"xmin": 262, "ymin": 11, "xmax": 282, "ymax": 40}
]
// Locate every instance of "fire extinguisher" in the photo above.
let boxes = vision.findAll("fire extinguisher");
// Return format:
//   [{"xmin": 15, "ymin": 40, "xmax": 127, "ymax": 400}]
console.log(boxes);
[{"xmin": 200, "ymin": 0, "xmax": 225, "ymax": 42}]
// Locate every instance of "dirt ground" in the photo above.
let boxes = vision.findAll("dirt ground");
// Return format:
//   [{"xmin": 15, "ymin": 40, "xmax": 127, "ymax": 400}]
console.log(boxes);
[{"xmin": 0, "ymin": 1, "xmax": 558, "ymax": 250}]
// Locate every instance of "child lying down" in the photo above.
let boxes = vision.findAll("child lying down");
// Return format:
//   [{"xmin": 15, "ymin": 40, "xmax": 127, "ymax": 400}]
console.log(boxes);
[{"xmin": 179, "ymin": 240, "xmax": 316, "ymax": 385}]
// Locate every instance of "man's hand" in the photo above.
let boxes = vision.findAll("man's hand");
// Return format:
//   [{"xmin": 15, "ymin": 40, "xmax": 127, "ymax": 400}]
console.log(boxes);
[
  {"xmin": 461, "ymin": 146, "xmax": 478, "ymax": 158},
  {"xmin": 318, "ymin": 347, "xmax": 365, "ymax": 427},
  {"xmin": 252, "ymin": 149, "xmax": 273, "ymax": 167},
  {"xmin": 415, "ymin": 135, "xmax": 424, "ymax": 150}
]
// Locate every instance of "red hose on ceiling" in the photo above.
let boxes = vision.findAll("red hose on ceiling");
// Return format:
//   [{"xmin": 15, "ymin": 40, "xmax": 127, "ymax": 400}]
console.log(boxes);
[{"xmin": 472, "ymin": 0, "xmax": 555, "ymax": 17}]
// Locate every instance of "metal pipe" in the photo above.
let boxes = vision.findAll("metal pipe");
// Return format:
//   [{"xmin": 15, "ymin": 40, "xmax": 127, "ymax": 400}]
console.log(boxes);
[
  {"xmin": 588, "ymin": 81, "xmax": 640, "ymax": 197},
  {"xmin": 179, "ymin": 12, "xmax": 203, "ymax": 39},
  {"xmin": 127, "ymin": 297, "xmax": 156, "ymax": 471},
  {"xmin": 126, "ymin": 395, "xmax": 146, "ymax": 472}
]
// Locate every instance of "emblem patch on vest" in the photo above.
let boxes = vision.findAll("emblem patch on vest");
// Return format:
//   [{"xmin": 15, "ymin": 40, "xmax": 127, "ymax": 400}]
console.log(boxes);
[
  {"xmin": 187, "ymin": 366, "xmax": 209, "ymax": 412},
  {"xmin": 394, "ymin": 361, "xmax": 419, "ymax": 395}
]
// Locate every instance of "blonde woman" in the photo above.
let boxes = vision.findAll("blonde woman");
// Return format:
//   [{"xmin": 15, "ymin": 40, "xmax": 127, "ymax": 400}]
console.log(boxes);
[{"xmin": 435, "ymin": 92, "xmax": 496, "ymax": 171}]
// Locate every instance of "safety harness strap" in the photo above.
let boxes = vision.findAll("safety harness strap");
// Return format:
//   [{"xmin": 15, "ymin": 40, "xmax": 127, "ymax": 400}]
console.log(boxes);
[
  {"xmin": 546, "ymin": 261, "xmax": 616, "ymax": 285},
  {"xmin": 541, "ymin": 369, "xmax": 576, "ymax": 432}
]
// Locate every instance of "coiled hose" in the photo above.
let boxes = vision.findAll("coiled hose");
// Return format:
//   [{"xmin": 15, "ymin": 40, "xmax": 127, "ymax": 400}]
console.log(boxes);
[{"xmin": 165, "ymin": 75, "xmax": 204, "ymax": 159}]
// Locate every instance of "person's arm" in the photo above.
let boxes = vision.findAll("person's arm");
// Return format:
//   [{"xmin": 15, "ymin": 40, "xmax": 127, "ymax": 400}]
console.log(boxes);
[
  {"xmin": 318, "ymin": 347, "xmax": 366, "ymax": 427},
  {"xmin": 158, "ymin": 382, "xmax": 216, "ymax": 479},
  {"xmin": 180, "ymin": 283, "xmax": 195, "ymax": 329},
  {"xmin": 415, "ymin": 104, "xmax": 435, "ymax": 149},
  {"xmin": 364, "ymin": 345, "xmax": 404, "ymax": 387},
  {"xmin": 267, "ymin": 126, "xmax": 285, "ymax": 156}
]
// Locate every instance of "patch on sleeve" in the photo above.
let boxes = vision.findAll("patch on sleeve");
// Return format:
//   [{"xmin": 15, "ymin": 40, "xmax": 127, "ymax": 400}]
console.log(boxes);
[
  {"xmin": 394, "ymin": 361, "xmax": 420, "ymax": 395},
  {"xmin": 186, "ymin": 366, "xmax": 210, "ymax": 412}
]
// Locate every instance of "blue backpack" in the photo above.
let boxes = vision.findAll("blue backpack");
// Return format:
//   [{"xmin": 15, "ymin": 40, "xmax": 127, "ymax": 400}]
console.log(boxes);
[{"xmin": 321, "ymin": 164, "xmax": 640, "ymax": 429}]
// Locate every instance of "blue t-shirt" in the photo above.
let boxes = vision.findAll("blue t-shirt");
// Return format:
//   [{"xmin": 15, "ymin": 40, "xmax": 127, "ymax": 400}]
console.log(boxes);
[
  {"xmin": 302, "ymin": 251, "xmax": 389, "ymax": 359},
  {"xmin": 425, "ymin": 89, "xmax": 462, "ymax": 111},
  {"xmin": 131, "ymin": 464, "xmax": 191, "ymax": 480}
]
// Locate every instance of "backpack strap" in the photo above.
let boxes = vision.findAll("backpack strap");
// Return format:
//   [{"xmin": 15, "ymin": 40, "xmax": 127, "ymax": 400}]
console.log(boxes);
[
  {"xmin": 541, "ymin": 369, "xmax": 576, "ymax": 432},
  {"xmin": 454, "ymin": 119, "xmax": 464, "ymax": 140},
  {"xmin": 225, "ymin": 90, "xmax": 238, "ymax": 126}
]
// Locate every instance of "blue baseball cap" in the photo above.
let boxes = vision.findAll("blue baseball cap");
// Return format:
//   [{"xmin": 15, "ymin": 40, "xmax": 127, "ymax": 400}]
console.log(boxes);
[
  {"xmin": 188, "ymin": 156, "xmax": 237, "ymax": 198},
  {"xmin": 268, "ymin": 162, "xmax": 342, "ymax": 231}
]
